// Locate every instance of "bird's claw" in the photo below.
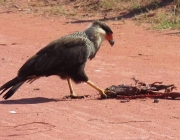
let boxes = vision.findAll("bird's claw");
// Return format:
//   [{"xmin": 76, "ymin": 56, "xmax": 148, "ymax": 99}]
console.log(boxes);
[
  {"xmin": 99, "ymin": 90, "xmax": 108, "ymax": 99},
  {"xmin": 63, "ymin": 94, "xmax": 90, "ymax": 99},
  {"xmin": 104, "ymin": 89, "xmax": 116, "ymax": 98},
  {"xmin": 99, "ymin": 90, "xmax": 117, "ymax": 99}
]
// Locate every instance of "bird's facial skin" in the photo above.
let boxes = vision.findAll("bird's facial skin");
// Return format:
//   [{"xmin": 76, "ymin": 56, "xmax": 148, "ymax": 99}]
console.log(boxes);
[{"xmin": 106, "ymin": 34, "xmax": 114, "ymax": 46}]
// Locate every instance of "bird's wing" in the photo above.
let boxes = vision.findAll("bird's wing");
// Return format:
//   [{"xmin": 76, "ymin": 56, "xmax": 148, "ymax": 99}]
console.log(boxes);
[{"xmin": 29, "ymin": 37, "xmax": 89, "ymax": 72}]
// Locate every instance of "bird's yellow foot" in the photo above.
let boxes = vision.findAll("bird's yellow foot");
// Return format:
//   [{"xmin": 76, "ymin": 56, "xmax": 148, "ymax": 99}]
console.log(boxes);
[
  {"xmin": 99, "ymin": 90, "xmax": 108, "ymax": 99},
  {"xmin": 63, "ymin": 94, "xmax": 90, "ymax": 99},
  {"xmin": 104, "ymin": 89, "xmax": 116, "ymax": 98}
]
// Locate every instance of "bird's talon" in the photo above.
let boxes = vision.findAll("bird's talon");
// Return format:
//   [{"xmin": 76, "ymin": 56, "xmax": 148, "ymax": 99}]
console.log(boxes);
[
  {"xmin": 62, "ymin": 95, "xmax": 70, "ymax": 99},
  {"xmin": 104, "ymin": 89, "xmax": 116, "ymax": 98},
  {"xmin": 63, "ymin": 94, "xmax": 90, "ymax": 99},
  {"xmin": 99, "ymin": 90, "xmax": 107, "ymax": 99},
  {"xmin": 100, "ymin": 95, "xmax": 107, "ymax": 99}
]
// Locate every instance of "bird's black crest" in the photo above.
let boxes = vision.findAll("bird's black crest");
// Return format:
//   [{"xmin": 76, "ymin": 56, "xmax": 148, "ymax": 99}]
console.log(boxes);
[{"xmin": 92, "ymin": 21, "xmax": 113, "ymax": 34}]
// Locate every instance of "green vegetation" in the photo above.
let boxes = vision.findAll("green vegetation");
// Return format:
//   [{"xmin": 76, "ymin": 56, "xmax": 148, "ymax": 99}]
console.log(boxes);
[
  {"xmin": 1, "ymin": 0, "xmax": 180, "ymax": 30},
  {"xmin": 152, "ymin": 13, "xmax": 180, "ymax": 30},
  {"xmin": 66, "ymin": 0, "xmax": 180, "ymax": 30}
]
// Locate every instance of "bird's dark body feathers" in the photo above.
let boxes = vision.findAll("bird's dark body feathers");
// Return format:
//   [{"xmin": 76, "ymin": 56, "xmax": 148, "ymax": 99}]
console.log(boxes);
[
  {"xmin": 18, "ymin": 37, "xmax": 90, "ymax": 82},
  {"xmin": 0, "ymin": 21, "xmax": 114, "ymax": 99}
]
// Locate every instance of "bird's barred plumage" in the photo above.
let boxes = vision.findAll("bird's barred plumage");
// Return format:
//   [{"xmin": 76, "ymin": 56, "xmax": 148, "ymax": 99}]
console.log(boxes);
[{"xmin": 0, "ymin": 21, "xmax": 114, "ymax": 99}]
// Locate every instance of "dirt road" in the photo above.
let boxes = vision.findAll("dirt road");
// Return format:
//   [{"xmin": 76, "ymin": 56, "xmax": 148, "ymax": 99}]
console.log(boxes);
[{"xmin": 0, "ymin": 13, "xmax": 180, "ymax": 140}]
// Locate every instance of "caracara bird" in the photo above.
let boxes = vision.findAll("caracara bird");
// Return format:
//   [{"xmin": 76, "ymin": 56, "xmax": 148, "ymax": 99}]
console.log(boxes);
[{"xmin": 0, "ymin": 21, "xmax": 114, "ymax": 100}]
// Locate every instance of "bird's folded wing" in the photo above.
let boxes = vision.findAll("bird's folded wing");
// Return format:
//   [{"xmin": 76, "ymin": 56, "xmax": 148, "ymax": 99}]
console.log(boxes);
[{"xmin": 34, "ymin": 37, "xmax": 89, "ymax": 71}]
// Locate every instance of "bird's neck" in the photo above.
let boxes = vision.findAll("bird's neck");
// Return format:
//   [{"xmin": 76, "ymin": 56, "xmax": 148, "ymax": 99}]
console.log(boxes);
[
  {"xmin": 85, "ymin": 28, "xmax": 105, "ymax": 60},
  {"xmin": 85, "ymin": 28, "xmax": 104, "ymax": 49}
]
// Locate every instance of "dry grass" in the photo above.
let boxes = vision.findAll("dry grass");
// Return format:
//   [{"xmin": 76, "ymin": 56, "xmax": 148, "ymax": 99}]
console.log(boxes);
[{"xmin": 0, "ymin": 0, "xmax": 180, "ymax": 30}]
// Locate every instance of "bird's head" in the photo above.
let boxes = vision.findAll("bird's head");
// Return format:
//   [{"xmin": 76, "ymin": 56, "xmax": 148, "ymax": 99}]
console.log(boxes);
[{"xmin": 89, "ymin": 21, "xmax": 114, "ymax": 46}]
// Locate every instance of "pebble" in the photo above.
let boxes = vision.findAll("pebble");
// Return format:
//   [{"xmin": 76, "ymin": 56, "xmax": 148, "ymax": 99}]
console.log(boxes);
[
  {"xmin": 154, "ymin": 98, "xmax": 159, "ymax": 103},
  {"xmin": 120, "ymin": 99, "xmax": 130, "ymax": 103},
  {"xmin": 9, "ymin": 111, "xmax": 16, "ymax": 114},
  {"xmin": 33, "ymin": 88, "xmax": 40, "ymax": 90}
]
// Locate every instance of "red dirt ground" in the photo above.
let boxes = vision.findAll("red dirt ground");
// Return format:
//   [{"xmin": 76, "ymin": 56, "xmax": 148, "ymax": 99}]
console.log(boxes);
[{"xmin": 0, "ymin": 13, "xmax": 180, "ymax": 140}]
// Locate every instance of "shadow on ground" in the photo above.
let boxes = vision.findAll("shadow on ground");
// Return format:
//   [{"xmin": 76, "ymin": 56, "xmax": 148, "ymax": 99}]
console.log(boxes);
[
  {"xmin": 0, "ymin": 96, "xmax": 100, "ymax": 104},
  {"xmin": 0, "ymin": 97, "xmax": 61, "ymax": 104}
]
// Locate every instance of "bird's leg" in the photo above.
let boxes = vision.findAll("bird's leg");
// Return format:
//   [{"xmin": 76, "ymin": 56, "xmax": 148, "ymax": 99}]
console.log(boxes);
[
  {"xmin": 86, "ymin": 80, "xmax": 107, "ymax": 98},
  {"xmin": 64, "ymin": 78, "xmax": 87, "ymax": 99},
  {"xmin": 67, "ymin": 78, "xmax": 76, "ymax": 96}
]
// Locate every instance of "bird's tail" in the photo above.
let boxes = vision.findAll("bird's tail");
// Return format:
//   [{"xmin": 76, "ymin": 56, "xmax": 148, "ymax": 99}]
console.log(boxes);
[{"xmin": 0, "ymin": 77, "xmax": 26, "ymax": 99}]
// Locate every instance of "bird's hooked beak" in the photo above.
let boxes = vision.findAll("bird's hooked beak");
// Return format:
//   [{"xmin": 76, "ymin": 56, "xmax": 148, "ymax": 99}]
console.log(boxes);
[
  {"xmin": 106, "ymin": 34, "xmax": 114, "ymax": 46},
  {"xmin": 109, "ymin": 40, "xmax": 115, "ymax": 46}
]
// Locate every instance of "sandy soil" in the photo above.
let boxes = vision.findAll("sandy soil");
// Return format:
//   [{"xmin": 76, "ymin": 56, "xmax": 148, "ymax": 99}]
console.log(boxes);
[{"xmin": 0, "ymin": 12, "xmax": 180, "ymax": 140}]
